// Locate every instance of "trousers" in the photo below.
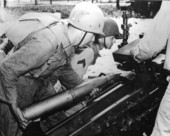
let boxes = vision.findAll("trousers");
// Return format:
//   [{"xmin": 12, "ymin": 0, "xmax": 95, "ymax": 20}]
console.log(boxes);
[{"xmin": 151, "ymin": 81, "xmax": 170, "ymax": 136}]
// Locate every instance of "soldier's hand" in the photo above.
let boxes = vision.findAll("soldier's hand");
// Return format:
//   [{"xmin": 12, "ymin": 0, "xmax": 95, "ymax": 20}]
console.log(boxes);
[
  {"xmin": 90, "ymin": 88, "xmax": 100, "ymax": 96},
  {"xmin": 11, "ymin": 102, "xmax": 29, "ymax": 129},
  {"xmin": 130, "ymin": 48, "xmax": 142, "ymax": 63},
  {"xmin": 106, "ymin": 73, "xmax": 120, "ymax": 81}
]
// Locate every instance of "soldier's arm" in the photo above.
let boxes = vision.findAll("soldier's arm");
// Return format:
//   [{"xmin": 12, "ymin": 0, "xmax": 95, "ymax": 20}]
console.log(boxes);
[
  {"xmin": 0, "ymin": 37, "xmax": 53, "ymax": 103},
  {"xmin": 55, "ymin": 62, "xmax": 84, "ymax": 89},
  {"xmin": 130, "ymin": 33, "xmax": 167, "ymax": 62},
  {"xmin": 130, "ymin": 2, "xmax": 169, "ymax": 62}
]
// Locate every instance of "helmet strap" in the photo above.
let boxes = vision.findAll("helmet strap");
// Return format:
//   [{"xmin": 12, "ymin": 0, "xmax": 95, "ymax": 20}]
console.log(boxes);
[
  {"xmin": 74, "ymin": 32, "xmax": 87, "ymax": 52},
  {"xmin": 77, "ymin": 32, "xmax": 87, "ymax": 47},
  {"xmin": 104, "ymin": 37, "xmax": 107, "ymax": 48}
]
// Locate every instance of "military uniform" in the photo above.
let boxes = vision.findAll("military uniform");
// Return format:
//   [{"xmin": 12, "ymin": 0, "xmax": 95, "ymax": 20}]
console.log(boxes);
[
  {"xmin": 0, "ymin": 1, "xmax": 106, "ymax": 135},
  {"xmin": 0, "ymin": 12, "xmax": 83, "ymax": 136},
  {"xmin": 71, "ymin": 42, "xmax": 100, "ymax": 79},
  {"xmin": 130, "ymin": 1, "xmax": 170, "ymax": 136}
]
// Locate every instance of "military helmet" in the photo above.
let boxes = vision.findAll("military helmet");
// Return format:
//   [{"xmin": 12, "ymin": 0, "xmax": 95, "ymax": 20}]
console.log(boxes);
[
  {"xmin": 100, "ymin": 17, "xmax": 121, "ymax": 38},
  {"xmin": 68, "ymin": 2, "xmax": 105, "ymax": 36}
]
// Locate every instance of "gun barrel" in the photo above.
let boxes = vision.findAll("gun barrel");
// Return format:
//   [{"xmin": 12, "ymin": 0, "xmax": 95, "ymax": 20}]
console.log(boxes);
[{"xmin": 22, "ymin": 75, "xmax": 113, "ymax": 120}]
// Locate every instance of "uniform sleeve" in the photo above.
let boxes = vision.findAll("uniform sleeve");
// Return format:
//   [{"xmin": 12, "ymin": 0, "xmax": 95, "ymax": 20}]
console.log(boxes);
[
  {"xmin": 131, "ymin": 33, "xmax": 167, "ymax": 62},
  {"xmin": 131, "ymin": 3, "xmax": 170, "ymax": 62},
  {"xmin": 0, "ymin": 35, "xmax": 54, "ymax": 103},
  {"xmin": 58, "ymin": 62, "xmax": 84, "ymax": 89}
]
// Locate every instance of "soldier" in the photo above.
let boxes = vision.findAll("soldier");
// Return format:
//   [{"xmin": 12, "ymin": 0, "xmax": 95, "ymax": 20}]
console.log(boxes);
[
  {"xmin": 130, "ymin": 1, "xmax": 170, "ymax": 136},
  {"xmin": 0, "ymin": 2, "xmax": 110, "ymax": 136},
  {"xmin": 71, "ymin": 17, "xmax": 121, "ymax": 78},
  {"xmin": 62, "ymin": 17, "xmax": 121, "ymax": 117}
]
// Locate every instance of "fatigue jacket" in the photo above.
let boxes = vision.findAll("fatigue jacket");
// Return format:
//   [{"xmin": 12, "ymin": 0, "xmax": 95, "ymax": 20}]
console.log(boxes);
[
  {"xmin": 0, "ymin": 13, "xmax": 75, "ymax": 104},
  {"xmin": 70, "ymin": 42, "xmax": 101, "ymax": 78},
  {"xmin": 131, "ymin": 1, "xmax": 170, "ymax": 66}
]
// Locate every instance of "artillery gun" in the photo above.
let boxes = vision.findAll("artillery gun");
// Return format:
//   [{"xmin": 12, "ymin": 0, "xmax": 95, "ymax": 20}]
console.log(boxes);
[
  {"xmin": 23, "ymin": 38, "xmax": 167, "ymax": 136},
  {"xmin": 42, "ymin": 41, "xmax": 167, "ymax": 136},
  {"xmin": 23, "ymin": 17, "xmax": 168, "ymax": 136}
]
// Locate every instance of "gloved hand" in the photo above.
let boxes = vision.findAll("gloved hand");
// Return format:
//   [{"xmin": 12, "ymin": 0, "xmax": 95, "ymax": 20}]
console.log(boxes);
[{"xmin": 11, "ymin": 102, "xmax": 29, "ymax": 129}]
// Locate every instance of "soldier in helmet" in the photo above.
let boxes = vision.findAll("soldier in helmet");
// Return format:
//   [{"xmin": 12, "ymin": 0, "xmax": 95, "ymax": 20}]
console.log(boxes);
[
  {"xmin": 0, "ymin": 2, "xmax": 117, "ymax": 136},
  {"xmin": 97, "ymin": 17, "xmax": 121, "ymax": 49},
  {"xmin": 71, "ymin": 17, "xmax": 121, "ymax": 78},
  {"xmin": 62, "ymin": 17, "xmax": 121, "ymax": 118}
]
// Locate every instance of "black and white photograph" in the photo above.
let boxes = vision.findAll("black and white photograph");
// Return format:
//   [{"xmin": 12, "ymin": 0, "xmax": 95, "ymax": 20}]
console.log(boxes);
[{"xmin": 0, "ymin": 0, "xmax": 168, "ymax": 136}]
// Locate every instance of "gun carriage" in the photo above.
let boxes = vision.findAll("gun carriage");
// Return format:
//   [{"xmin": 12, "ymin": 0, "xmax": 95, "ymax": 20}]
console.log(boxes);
[{"xmin": 23, "ymin": 13, "xmax": 168, "ymax": 136}]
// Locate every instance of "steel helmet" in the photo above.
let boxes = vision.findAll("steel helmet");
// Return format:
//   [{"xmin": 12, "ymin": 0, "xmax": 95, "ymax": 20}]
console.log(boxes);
[
  {"xmin": 100, "ymin": 17, "xmax": 121, "ymax": 38},
  {"xmin": 68, "ymin": 2, "xmax": 105, "ymax": 36}
]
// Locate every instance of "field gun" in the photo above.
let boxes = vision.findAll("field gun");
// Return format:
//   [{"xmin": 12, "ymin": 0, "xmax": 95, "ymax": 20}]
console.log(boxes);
[
  {"xmin": 24, "ymin": 39, "xmax": 167, "ymax": 136},
  {"xmin": 36, "ymin": 41, "xmax": 167, "ymax": 136}
]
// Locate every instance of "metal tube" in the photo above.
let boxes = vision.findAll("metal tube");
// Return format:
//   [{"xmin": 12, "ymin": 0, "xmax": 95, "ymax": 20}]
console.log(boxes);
[
  {"xmin": 22, "ymin": 91, "xmax": 73, "ymax": 120},
  {"xmin": 22, "ymin": 75, "xmax": 113, "ymax": 120}
]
